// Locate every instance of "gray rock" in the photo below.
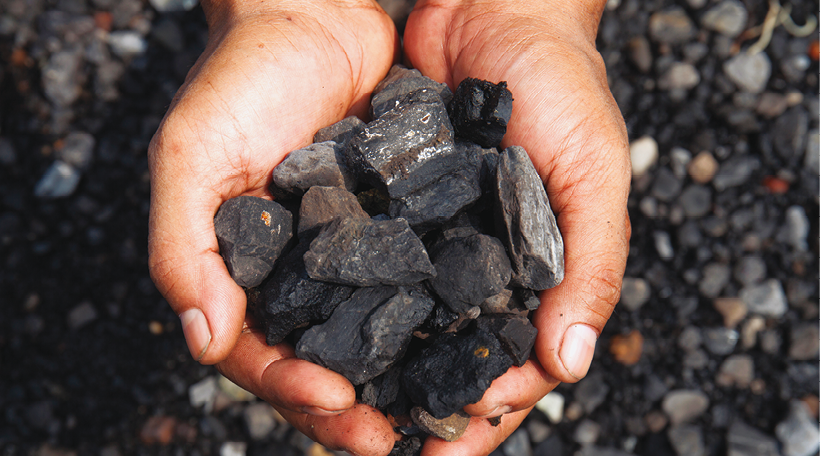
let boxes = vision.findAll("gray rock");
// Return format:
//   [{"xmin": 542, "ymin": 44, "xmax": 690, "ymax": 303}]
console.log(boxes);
[
  {"xmin": 574, "ymin": 371, "xmax": 609, "ymax": 414},
  {"xmin": 649, "ymin": 8, "xmax": 696, "ymax": 44},
  {"xmin": 677, "ymin": 221, "xmax": 703, "ymax": 247},
  {"xmin": 700, "ymin": 0, "xmax": 748, "ymax": 37},
  {"xmin": 628, "ymin": 36, "xmax": 653, "ymax": 73},
  {"xmin": 67, "ymin": 301, "xmax": 98, "ymax": 330},
  {"xmin": 724, "ymin": 52, "xmax": 771, "ymax": 93},
  {"xmin": 620, "ymin": 278, "xmax": 650, "ymax": 311},
  {"xmin": 805, "ymin": 129, "xmax": 819, "ymax": 174},
  {"xmin": 658, "ymin": 62, "xmax": 700, "ymax": 90},
  {"xmin": 108, "ymin": 30, "xmax": 147, "ymax": 58},
  {"xmin": 712, "ymin": 156, "xmax": 760, "ymax": 191},
  {"xmin": 427, "ymin": 234, "xmax": 512, "ymax": 314},
  {"xmin": 781, "ymin": 55, "xmax": 811, "ymax": 83},
  {"xmin": 654, "ymin": 230, "xmax": 674, "ymax": 260},
  {"xmin": 683, "ymin": 349, "xmax": 709, "ymax": 369},
  {"xmin": 273, "ymin": 141, "xmax": 357, "ymax": 195},
  {"xmin": 776, "ymin": 205, "xmax": 809, "ymax": 251},
  {"xmin": 296, "ymin": 286, "xmax": 434, "ymax": 385},
  {"xmin": 214, "ymin": 196, "xmax": 293, "ymax": 288},
  {"xmin": 345, "ymin": 88, "xmax": 459, "ymax": 199},
  {"xmin": 678, "ymin": 326, "xmax": 702, "ymax": 351},
  {"xmin": 34, "ymin": 161, "xmax": 82, "ymax": 199},
  {"xmin": 148, "ymin": 0, "xmax": 199, "ymax": 11},
  {"xmin": 759, "ymin": 329, "xmax": 782, "ymax": 355},
  {"xmin": 756, "ymin": 93, "xmax": 790, "ymax": 118},
  {"xmin": 702, "ymin": 327, "xmax": 739, "ymax": 355},
  {"xmin": 727, "ymin": 420, "xmax": 780, "ymax": 456},
  {"xmin": 370, "ymin": 65, "xmax": 452, "ymax": 119},
  {"xmin": 495, "ymin": 146, "xmax": 564, "ymax": 290},
  {"xmin": 788, "ymin": 323, "xmax": 819, "ymax": 360},
  {"xmin": 43, "ymin": 49, "xmax": 84, "ymax": 107},
  {"xmin": 313, "ymin": 116, "xmax": 365, "ymax": 147},
  {"xmin": 662, "ymin": 390, "xmax": 709, "ymax": 425},
  {"xmin": 573, "ymin": 419, "xmax": 601, "ymax": 444},
  {"xmin": 740, "ymin": 279, "xmax": 788, "ymax": 317},
  {"xmin": 679, "ymin": 185, "xmax": 712, "ymax": 217},
  {"xmin": 683, "ymin": 42, "xmax": 710, "ymax": 63},
  {"xmin": 189, "ymin": 376, "xmax": 218, "ymax": 410},
  {"xmin": 503, "ymin": 429, "xmax": 533, "ymax": 456},
  {"xmin": 668, "ymin": 425, "xmax": 706, "ymax": 456},
  {"xmin": 56, "ymin": 132, "xmax": 95, "ymax": 170},
  {"xmin": 304, "ymin": 217, "xmax": 435, "ymax": 286},
  {"xmin": 411, "ymin": 408, "xmax": 470, "ymax": 442},
  {"xmin": 150, "ymin": 17, "xmax": 185, "ymax": 53},
  {"xmin": 243, "ymin": 403, "xmax": 277, "ymax": 441},
  {"xmin": 734, "ymin": 256, "xmax": 766, "ymax": 286},
  {"xmin": 776, "ymin": 401, "xmax": 820, "ymax": 456},
  {"xmin": 773, "ymin": 107, "xmax": 809, "ymax": 161},
  {"xmin": 0, "ymin": 137, "xmax": 15, "ymax": 165},
  {"xmin": 651, "ymin": 167, "xmax": 683, "ymax": 201},
  {"xmin": 698, "ymin": 263, "xmax": 730, "ymax": 298},
  {"xmin": 297, "ymin": 186, "xmax": 369, "ymax": 239},
  {"xmin": 716, "ymin": 354, "xmax": 754, "ymax": 388}
]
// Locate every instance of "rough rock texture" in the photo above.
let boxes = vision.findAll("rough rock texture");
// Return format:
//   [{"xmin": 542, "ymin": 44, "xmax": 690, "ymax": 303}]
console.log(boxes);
[
  {"xmin": 345, "ymin": 88, "xmax": 461, "ymax": 199},
  {"xmin": 313, "ymin": 116, "xmax": 365, "ymax": 146},
  {"xmin": 296, "ymin": 286, "xmax": 435, "ymax": 385},
  {"xmin": 389, "ymin": 437, "xmax": 423, "ymax": 456},
  {"xmin": 402, "ymin": 330, "xmax": 514, "ymax": 419},
  {"xmin": 272, "ymin": 141, "xmax": 357, "ymax": 194},
  {"xmin": 361, "ymin": 366, "xmax": 403, "ymax": 410},
  {"xmin": 410, "ymin": 407, "xmax": 470, "ymax": 442},
  {"xmin": 371, "ymin": 65, "xmax": 453, "ymax": 119},
  {"xmin": 297, "ymin": 186, "xmax": 370, "ymax": 239},
  {"xmin": 214, "ymin": 196, "xmax": 293, "ymax": 288},
  {"xmin": 495, "ymin": 146, "xmax": 564, "ymax": 289},
  {"xmin": 255, "ymin": 242, "xmax": 355, "ymax": 346},
  {"xmin": 304, "ymin": 217, "xmax": 436, "ymax": 286},
  {"xmin": 448, "ymin": 78, "xmax": 513, "ymax": 148},
  {"xmin": 427, "ymin": 234, "xmax": 512, "ymax": 314},
  {"xmin": 476, "ymin": 315, "xmax": 538, "ymax": 367}
]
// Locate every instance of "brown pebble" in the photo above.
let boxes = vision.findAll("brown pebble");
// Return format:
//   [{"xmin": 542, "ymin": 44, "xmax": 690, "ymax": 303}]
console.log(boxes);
[
  {"xmin": 140, "ymin": 415, "xmax": 177, "ymax": 445},
  {"xmin": 410, "ymin": 407, "xmax": 471, "ymax": 442},
  {"xmin": 688, "ymin": 151, "xmax": 718, "ymax": 183},
  {"xmin": 713, "ymin": 297, "xmax": 747, "ymax": 329},
  {"xmin": 609, "ymin": 330, "xmax": 643, "ymax": 365},
  {"xmin": 800, "ymin": 395, "xmax": 819, "ymax": 418}
]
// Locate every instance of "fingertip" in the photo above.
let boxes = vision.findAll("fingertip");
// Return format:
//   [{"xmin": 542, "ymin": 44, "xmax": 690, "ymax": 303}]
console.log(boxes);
[
  {"xmin": 262, "ymin": 358, "xmax": 356, "ymax": 413},
  {"xmin": 558, "ymin": 323, "xmax": 597, "ymax": 381}
]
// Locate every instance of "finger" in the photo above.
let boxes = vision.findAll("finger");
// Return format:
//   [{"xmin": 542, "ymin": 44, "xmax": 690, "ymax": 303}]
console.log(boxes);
[
  {"xmin": 280, "ymin": 404, "xmax": 398, "ymax": 456},
  {"xmin": 420, "ymin": 408, "xmax": 531, "ymax": 456},
  {"xmin": 216, "ymin": 329, "xmax": 356, "ymax": 414},
  {"xmin": 462, "ymin": 359, "xmax": 559, "ymax": 418}
]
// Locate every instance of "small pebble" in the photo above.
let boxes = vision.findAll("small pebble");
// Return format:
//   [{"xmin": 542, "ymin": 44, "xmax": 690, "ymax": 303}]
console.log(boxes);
[
  {"xmin": 716, "ymin": 354, "xmax": 754, "ymax": 388},
  {"xmin": 733, "ymin": 256, "xmax": 766, "ymax": 286},
  {"xmin": 667, "ymin": 425, "xmax": 706, "ymax": 456},
  {"xmin": 648, "ymin": 8, "xmax": 696, "ymax": 45},
  {"xmin": 67, "ymin": 301, "xmax": 98, "ymax": 330},
  {"xmin": 776, "ymin": 401, "xmax": 820, "ymax": 456},
  {"xmin": 662, "ymin": 390, "xmax": 709, "ymax": 425},
  {"xmin": 573, "ymin": 419, "xmax": 601, "ymax": 445},
  {"xmin": 502, "ymin": 428, "xmax": 532, "ymax": 456},
  {"xmin": 700, "ymin": 0, "xmax": 748, "ymax": 37},
  {"xmin": 687, "ymin": 151, "xmax": 717, "ymax": 183},
  {"xmin": 702, "ymin": 327, "xmax": 739, "ymax": 355},
  {"xmin": 619, "ymin": 278, "xmax": 650, "ymax": 311},
  {"xmin": 535, "ymin": 392, "xmax": 565, "ymax": 424},
  {"xmin": 740, "ymin": 279, "xmax": 788, "ymax": 318},
  {"xmin": 788, "ymin": 323, "xmax": 819, "ymax": 360},
  {"xmin": 219, "ymin": 442, "xmax": 247, "ymax": 456},
  {"xmin": 654, "ymin": 231, "xmax": 674, "ymax": 260},
  {"xmin": 724, "ymin": 52, "xmax": 772, "ymax": 93},
  {"xmin": 189, "ymin": 376, "xmax": 218, "ymax": 410},
  {"xmin": 573, "ymin": 371, "xmax": 609, "ymax": 414},
  {"xmin": 609, "ymin": 330, "xmax": 643, "ymax": 366},
  {"xmin": 712, "ymin": 298, "xmax": 747, "ymax": 329},
  {"xmin": 630, "ymin": 136, "xmax": 658, "ymax": 177}
]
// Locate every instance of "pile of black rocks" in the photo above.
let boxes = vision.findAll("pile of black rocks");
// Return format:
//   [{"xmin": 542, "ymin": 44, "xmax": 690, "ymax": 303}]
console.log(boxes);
[{"xmin": 214, "ymin": 66, "xmax": 563, "ymax": 446}]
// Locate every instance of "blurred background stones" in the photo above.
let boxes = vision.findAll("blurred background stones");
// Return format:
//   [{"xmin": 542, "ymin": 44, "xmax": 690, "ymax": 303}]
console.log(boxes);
[{"xmin": 0, "ymin": 0, "xmax": 816, "ymax": 455}]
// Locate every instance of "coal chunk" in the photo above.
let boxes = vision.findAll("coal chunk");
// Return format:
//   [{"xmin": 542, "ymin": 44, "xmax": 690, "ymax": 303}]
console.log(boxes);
[
  {"xmin": 427, "ymin": 234, "xmax": 512, "ymax": 314},
  {"xmin": 296, "ymin": 286, "xmax": 435, "ymax": 385},
  {"xmin": 476, "ymin": 315, "xmax": 538, "ymax": 367},
  {"xmin": 371, "ymin": 65, "xmax": 453, "ymax": 119},
  {"xmin": 402, "ymin": 330, "xmax": 514, "ymax": 418},
  {"xmin": 272, "ymin": 141, "xmax": 357, "ymax": 195},
  {"xmin": 256, "ymin": 242, "xmax": 355, "ymax": 345},
  {"xmin": 313, "ymin": 116, "xmax": 365, "ymax": 147},
  {"xmin": 304, "ymin": 217, "xmax": 436, "ymax": 287},
  {"xmin": 495, "ymin": 146, "xmax": 564, "ymax": 290},
  {"xmin": 449, "ymin": 78, "xmax": 513, "ymax": 148},
  {"xmin": 361, "ymin": 365, "xmax": 403, "ymax": 410},
  {"xmin": 214, "ymin": 196, "xmax": 293, "ymax": 288},
  {"xmin": 389, "ymin": 437, "xmax": 423, "ymax": 456},
  {"xmin": 345, "ymin": 88, "xmax": 461, "ymax": 199},
  {"xmin": 410, "ymin": 407, "xmax": 470, "ymax": 442},
  {"xmin": 298, "ymin": 186, "xmax": 369, "ymax": 240}
]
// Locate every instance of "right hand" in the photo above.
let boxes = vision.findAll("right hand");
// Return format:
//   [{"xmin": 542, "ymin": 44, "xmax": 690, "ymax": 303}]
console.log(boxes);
[{"xmin": 147, "ymin": 1, "xmax": 401, "ymax": 454}]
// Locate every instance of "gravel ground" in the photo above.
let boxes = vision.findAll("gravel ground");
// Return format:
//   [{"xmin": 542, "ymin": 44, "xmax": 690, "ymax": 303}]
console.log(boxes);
[{"xmin": 0, "ymin": 0, "xmax": 817, "ymax": 455}]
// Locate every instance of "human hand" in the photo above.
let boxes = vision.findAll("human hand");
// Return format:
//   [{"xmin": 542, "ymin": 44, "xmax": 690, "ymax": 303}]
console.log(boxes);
[
  {"xmin": 147, "ymin": 1, "xmax": 401, "ymax": 454},
  {"xmin": 403, "ymin": 0, "xmax": 631, "ymax": 453}
]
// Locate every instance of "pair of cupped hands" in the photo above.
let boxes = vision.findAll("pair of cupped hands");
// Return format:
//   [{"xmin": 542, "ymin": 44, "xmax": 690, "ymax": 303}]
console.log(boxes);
[{"xmin": 147, "ymin": 0, "xmax": 631, "ymax": 454}]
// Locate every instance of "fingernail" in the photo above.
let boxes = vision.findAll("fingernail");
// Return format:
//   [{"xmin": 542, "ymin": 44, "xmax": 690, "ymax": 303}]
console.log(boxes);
[
  {"xmin": 301, "ymin": 405, "xmax": 348, "ymax": 416},
  {"xmin": 179, "ymin": 308, "xmax": 211, "ymax": 361},
  {"xmin": 476, "ymin": 405, "xmax": 512, "ymax": 418},
  {"xmin": 559, "ymin": 324, "xmax": 597, "ymax": 380}
]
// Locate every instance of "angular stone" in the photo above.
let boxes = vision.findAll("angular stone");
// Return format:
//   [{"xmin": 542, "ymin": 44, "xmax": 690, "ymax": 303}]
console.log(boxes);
[
  {"xmin": 410, "ymin": 407, "xmax": 470, "ymax": 442},
  {"xmin": 712, "ymin": 156, "xmax": 760, "ymax": 191},
  {"xmin": 371, "ymin": 65, "xmax": 452, "ymax": 119},
  {"xmin": 313, "ymin": 116, "xmax": 365, "ymax": 147},
  {"xmin": 517, "ymin": 289, "xmax": 542, "ymax": 311},
  {"xmin": 495, "ymin": 146, "xmax": 564, "ymax": 290},
  {"xmin": 724, "ymin": 52, "xmax": 771, "ymax": 93},
  {"xmin": 34, "ymin": 161, "xmax": 82, "ymax": 199},
  {"xmin": 298, "ymin": 186, "xmax": 369, "ymax": 240},
  {"xmin": 476, "ymin": 314, "xmax": 538, "ymax": 367},
  {"xmin": 304, "ymin": 217, "xmax": 435, "ymax": 286},
  {"xmin": 296, "ymin": 286, "xmax": 435, "ymax": 385},
  {"xmin": 272, "ymin": 141, "xmax": 357, "ymax": 195},
  {"xmin": 700, "ymin": 0, "xmax": 748, "ymax": 37},
  {"xmin": 649, "ymin": 8, "xmax": 696, "ymax": 44},
  {"xmin": 361, "ymin": 366, "xmax": 403, "ymax": 410},
  {"xmin": 620, "ymin": 278, "xmax": 650, "ymax": 311},
  {"xmin": 56, "ymin": 132, "xmax": 95, "ymax": 170},
  {"xmin": 776, "ymin": 401, "xmax": 820, "ymax": 456},
  {"xmin": 427, "ymin": 234, "xmax": 512, "ymax": 314},
  {"xmin": 716, "ymin": 354, "xmax": 754, "ymax": 388},
  {"xmin": 739, "ymin": 279, "xmax": 788, "ymax": 318},
  {"xmin": 727, "ymin": 420, "xmax": 779, "ymax": 456},
  {"xmin": 402, "ymin": 330, "xmax": 514, "ymax": 418},
  {"xmin": 662, "ymin": 390, "xmax": 709, "ymax": 425},
  {"xmin": 214, "ymin": 196, "xmax": 293, "ymax": 288},
  {"xmin": 256, "ymin": 242, "xmax": 355, "ymax": 346},
  {"xmin": 448, "ymin": 78, "xmax": 513, "ymax": 148},
  {"xmin": 389, "ymin": 437, "xmax": 422, "ymax": 456},
  {"xmin": 345, "ymin": 88, "xmax": 460, "ymax": 199},
  {"xmin": 668, "ymin": 425, "xmax": 705, "ymax": 456}
]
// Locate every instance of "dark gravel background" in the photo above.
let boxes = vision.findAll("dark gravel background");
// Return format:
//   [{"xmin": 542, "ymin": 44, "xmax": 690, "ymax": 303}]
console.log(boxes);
[{"xmin": 1, "ymin": 0, "xmax": 817, "ymax": 455}]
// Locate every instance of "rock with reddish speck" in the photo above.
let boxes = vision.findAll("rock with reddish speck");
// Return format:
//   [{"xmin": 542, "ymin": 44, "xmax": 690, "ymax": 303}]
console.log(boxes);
[{"xmin": 476, "ymin": 314, "xmax": 538, "ymax": 367}]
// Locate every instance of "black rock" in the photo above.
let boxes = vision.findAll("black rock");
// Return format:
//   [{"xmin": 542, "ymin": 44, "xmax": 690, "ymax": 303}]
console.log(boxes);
[
  {"xmin": 361, "ymin": 365, "xmax": 403, "ymax": 410},
  {"xmin": 427, "ymin": 234, "xmax": 512, "ymax": 314},
  {"xmin": 313, "ymin": 116, "xmax": 365, "ymax": 147},
  {"xmin": 272, "ymin": 141, "xmax": 357, "ymax": 195},
  {"xmin": 495, "ymin": 146, "xmax": 564, "ymax": 290},
  {"xmin": 448, "ymin": 78, "xmax": 513, "ymax": 148},
  {"xmin": 297, "ymin": 186, "xmax": 369, "ymax": 240},
  {"xmin": 345, "ymin": 88, "xmax": 461, "ymax": 199},
  {"xmin": 476, "ymin": 314, "xmax": 538, "ymax": 367},
  {"xmin": 296, "ymin": 286, "xmax": 435, "ymax": 385},
  {"xmin": 304, "ymin": 217, "xmax": 436, "ymax": 287},
  {"xmin": 402, "ymin": 330, "xmax": 514, "ymax": 419},
  {"xmin": 371, "ymin": 65, "xmax": 453, "ymax": 119},
  {"xmin": 256, "ymin": 241, "xmax": 355, "ymax": 346},
  {"xmin": 214, "ymin": 196, "xmax": 294, "ymax": 288},
  {"xmin": 517, "ymin": 288, "xmax": 542, "ymax": 311},
  {"xmin": 389, "ymin": 436, "xmax": 423, "ymax": 456}
]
